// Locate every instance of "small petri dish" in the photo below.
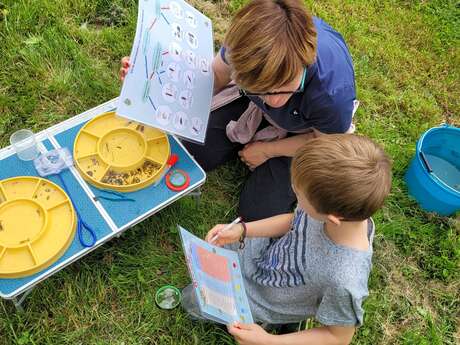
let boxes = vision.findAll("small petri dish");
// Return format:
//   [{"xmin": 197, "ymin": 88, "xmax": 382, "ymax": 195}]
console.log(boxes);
[
  {"xmin": 165, "ymin": 169, "xmax": 190, "ymax": 192},
  {"xmin": 155, "ymin": 285, "xmax": 182, "ymax": 310},
  {"xmin": 10, "ymin": 129, "xmax": 39, "ymax": 161}
]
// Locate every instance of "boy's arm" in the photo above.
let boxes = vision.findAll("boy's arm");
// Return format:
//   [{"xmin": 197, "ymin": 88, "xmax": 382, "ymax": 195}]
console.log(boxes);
[
  {"xmin": 228, "ymin": 323, "xmax": 355, "ymax": 345},
  {"xmin": 205, "ymin": 213, "xmax": 293, "ymax": 246},
  {"xmin": 246, "ymin": 213, "xmax": 294, "ymax": 238}
]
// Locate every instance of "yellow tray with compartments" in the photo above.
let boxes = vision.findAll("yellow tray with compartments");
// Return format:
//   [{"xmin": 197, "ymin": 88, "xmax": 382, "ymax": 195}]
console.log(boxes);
[
  {"xmin": 0, "ymin": 177, "xmax": 76, "ymax": 278},
  {"xmin": 73, "ymin": 111, "xmax": 170, "ymax": 192}
]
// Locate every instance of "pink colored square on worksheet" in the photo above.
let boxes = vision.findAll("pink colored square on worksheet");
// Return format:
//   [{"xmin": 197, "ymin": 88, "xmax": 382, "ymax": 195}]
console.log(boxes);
[{"xmin": 196, "ymin": 246, "xmax": 231, "ymax": 282}]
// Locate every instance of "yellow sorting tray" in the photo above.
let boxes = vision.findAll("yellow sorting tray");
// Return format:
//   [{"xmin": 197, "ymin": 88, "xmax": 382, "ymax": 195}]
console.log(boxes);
[
  {"xmin": 73, "ymin": 111, "xmax": 170, "ymax": 192},
  {"xmin": 0, "ymin": 177, "xmax": 77, "ymax": 278}
]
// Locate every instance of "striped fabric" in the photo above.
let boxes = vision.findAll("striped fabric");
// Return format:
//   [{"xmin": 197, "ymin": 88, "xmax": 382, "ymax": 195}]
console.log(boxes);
[{"xmin": 251, "ymin": 208, "xmax": 309, "ymax": 287}]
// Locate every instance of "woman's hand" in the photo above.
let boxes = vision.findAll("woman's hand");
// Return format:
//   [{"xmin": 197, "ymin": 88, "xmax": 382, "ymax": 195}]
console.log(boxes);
[
  {"xmin": 227, "ymin": 322, "xmax": 275, "ymax": 345},
  {"xmin": 238, "ymin": 141, "xmax": 271, "ymax": 170},
  {"xmin": 119, "ymin": 56, "xmax": 131, "ymax": 81},
  {"xmin": 205, "ymin": 223, "xmax": 243, "ymax": 246}
]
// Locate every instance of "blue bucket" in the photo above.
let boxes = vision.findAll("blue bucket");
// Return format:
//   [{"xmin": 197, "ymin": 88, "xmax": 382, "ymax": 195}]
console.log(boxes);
[{"xmin": 405, "ymin": 124, "xmax": 460, "ymax": 216}]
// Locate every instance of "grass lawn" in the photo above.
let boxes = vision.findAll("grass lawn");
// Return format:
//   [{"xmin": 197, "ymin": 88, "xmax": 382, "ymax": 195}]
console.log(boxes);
[{"xmin": 0, "ymin": 0, "xmax": 459, "ymax": 344}]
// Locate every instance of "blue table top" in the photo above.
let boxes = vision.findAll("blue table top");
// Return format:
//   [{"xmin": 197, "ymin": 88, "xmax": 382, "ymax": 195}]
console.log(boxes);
[{"xmin": 0, "ymin": 113, "xmax": 205, "ymax": 298}]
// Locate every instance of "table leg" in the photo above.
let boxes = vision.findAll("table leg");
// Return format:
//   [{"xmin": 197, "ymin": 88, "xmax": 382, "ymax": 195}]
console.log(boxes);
[
  {"xmin": 187, "ymin": 187, "xmax": 201, "ymax": 206},
  {"xmin": 12, "ymin": 287, "xmax": 34, "ymax": 312}
]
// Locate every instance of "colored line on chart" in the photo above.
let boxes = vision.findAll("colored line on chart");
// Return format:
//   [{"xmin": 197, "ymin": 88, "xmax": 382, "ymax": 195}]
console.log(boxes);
[
  {"xmin": 131, "ymin": 49, "xmax": 139, "ymax": 74},
  {"xmin": 142, "ymin": 80, "xmax": 151, "ymax": 102},
  {"xmin": 162, "ymin": 51, "xmax": 169, "ymax": 55},
  {"xmin": 157, "ymin": 72, "xmax": 163, "ymax": 85},
  {"xmin": 161, "ymin": 6, "xmax": 169, "ymax": 10},
  {"xmin": 151, "ymin": 42, "xmax": 162, "ymax": 74},
  {"xmin": 155, "ymin": 0, "xmax": 161, "ymax": 18},
  {"xmin": 131, "ymin": 10, "xmax": 145, "ymax": 73},
  {"xmin": 143, "ymin": 29, "xmax": 151, "ymax": 55},
  {"xmin": 144, "ymin": 55, "xmax": 149, "ymax": 79},
  {"xmin": 161, "ymin": 12, "xmax": 170, "ymax": 25},
  {"xmin": 148, "ymin": 96, "xmax": 157, "ymax": 110},
  {"xmin": 159, "ymin": 70, "xmax": 166, "ymax": 74},
  {"xmin": 148, "ymin": 18, "xmax": 157, "ymax": 31}
]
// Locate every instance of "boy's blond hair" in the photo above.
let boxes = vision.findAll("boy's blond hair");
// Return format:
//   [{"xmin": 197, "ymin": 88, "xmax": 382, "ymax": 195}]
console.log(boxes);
[
  {"xmin": 291, "ymin": 134, "xmax": 392, "ymax": 220},
  {"xmin": 224, "ymin": 0, "xmax": 317, "ymax": 93}
]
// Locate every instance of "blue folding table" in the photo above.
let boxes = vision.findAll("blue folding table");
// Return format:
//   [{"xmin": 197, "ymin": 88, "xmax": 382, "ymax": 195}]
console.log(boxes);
[{"xmin": 0, "ymin": 99, "xmax": 206, "ymax": 310}]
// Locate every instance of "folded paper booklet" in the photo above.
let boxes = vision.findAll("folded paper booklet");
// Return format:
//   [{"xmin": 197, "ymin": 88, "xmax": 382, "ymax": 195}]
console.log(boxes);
[
  {"xmin": 117, "ymin": 0, "xmax": 214, "ymax": 144},
  {"xmin": 179, "ymin": 225, "xmax": 254, "ymax": 324}
]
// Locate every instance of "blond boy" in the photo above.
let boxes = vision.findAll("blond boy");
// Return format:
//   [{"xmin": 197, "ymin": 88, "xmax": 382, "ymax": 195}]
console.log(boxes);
[{"xmin": 204, "ymin": 134, "xmax": 392, "ymax": 345}]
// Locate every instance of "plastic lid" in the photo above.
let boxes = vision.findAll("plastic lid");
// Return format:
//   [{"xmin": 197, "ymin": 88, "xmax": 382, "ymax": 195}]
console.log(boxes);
[{"xmin": 155, "ymin": 285, "xmax": 182, "ymax": 309}]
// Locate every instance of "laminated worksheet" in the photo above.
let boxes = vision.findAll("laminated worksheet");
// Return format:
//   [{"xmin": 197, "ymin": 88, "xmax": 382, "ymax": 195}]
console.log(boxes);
[
  {"xmin": 179, "ymin": 226, "xmax": 254, "ymax": 324},
  {"xmin": 117, "ymin": 0, "xmax": 214, "ymax": 143}
]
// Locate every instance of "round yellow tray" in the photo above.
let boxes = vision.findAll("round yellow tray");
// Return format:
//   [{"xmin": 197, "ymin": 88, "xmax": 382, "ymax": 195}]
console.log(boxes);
[
  {"xmin": 0, "ymin": 177, "xmax": 77, "ymax": 278},
  {"xmin": 73, "ymin": 111, "xmax": 170, "ymax": 192}
]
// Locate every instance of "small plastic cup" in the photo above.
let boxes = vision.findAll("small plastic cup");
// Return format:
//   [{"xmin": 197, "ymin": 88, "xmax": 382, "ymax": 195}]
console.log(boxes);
[
  {"xmin": 10, "ymin": 129, "xmax": 39, "ymax": 161},
  {"xmin": 155, "ymin": 285, "xmax": 182, "ymax": 310}
]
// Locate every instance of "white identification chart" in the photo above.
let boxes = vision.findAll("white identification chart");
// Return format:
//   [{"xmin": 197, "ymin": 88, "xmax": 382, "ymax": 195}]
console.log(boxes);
[{"xmin": 117, "ymin": 0, "xmax": 214, "ymax": 143}]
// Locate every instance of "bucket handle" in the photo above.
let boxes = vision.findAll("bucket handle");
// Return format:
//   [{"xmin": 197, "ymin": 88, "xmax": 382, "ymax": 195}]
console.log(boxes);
[{"xmin": 419, "ymin": 151, "xmax": 433, "ymax": 173}]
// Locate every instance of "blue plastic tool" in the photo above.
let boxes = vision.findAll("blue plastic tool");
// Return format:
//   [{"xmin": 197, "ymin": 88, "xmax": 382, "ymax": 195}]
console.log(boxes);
[{"xmin": 33, "ymin": 148, "xmax": 134, "ymax": 247}]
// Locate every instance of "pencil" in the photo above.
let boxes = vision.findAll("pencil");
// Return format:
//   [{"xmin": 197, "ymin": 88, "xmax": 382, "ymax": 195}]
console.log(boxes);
[{"xmin": 210, "ymin": 216, "xmax": 242, "ymax": 244}]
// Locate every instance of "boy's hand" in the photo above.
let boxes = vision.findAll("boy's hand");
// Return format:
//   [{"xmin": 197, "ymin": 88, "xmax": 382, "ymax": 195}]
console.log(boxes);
[
  {"xmin": 227, "ymin": 322, "xmax": 275, "ymax": 345},
  {"xmin": 205, "ymin": 223, "xmax": 243, "ymax": 246},
  {"xmin": 119, "ymin": 56, "xmax": 131, "ymax": 81}
]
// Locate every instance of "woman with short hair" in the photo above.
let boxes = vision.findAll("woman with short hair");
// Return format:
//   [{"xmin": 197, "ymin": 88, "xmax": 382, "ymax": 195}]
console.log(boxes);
[{"xmin": 120, "ymin": 0, "xmax": 357, "ymax": 222}]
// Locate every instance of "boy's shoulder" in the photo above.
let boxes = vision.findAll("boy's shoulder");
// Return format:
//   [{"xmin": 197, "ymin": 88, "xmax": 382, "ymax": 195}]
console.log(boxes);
[{"xmin": 306, "ymin": 215, "xmax": 375, "ymax": 288}]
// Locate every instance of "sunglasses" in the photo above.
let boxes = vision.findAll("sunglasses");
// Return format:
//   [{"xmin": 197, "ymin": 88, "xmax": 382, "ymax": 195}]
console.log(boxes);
[{"xmin": 239, "ymin": 67, "xmax": 307, "ymax": 97}]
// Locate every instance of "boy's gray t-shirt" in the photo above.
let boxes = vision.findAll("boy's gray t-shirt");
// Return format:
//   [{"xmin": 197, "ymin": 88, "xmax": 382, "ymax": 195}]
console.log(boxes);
[{"xmin": 233, "ymin": 208, "xmax": 374, "ymax": 325}]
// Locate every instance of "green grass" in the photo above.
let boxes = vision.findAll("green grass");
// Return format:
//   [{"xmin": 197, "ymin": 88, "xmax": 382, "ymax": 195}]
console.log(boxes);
[{"xmin": 0, "ymin": 0, "xmax": 459, "ymax": 344}]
